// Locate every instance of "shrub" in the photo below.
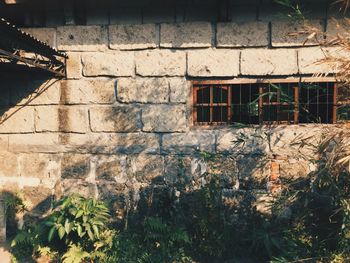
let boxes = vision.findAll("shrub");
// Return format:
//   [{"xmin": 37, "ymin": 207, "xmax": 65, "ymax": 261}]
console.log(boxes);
[{"xmin": 11, "ymin": 194, "xmax": 113, "ymax": 263}]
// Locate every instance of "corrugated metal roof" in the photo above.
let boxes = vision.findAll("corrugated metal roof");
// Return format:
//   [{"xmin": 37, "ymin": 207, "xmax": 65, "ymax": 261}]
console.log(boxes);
[{"xmin": 0, "ymin": 17, "xmax": 66, "ymax": 58}]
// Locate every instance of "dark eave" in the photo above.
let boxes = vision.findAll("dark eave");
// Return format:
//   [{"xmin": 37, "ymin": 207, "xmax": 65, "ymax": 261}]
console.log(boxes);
[{"xmin": 0, "ymin": 17, "xmax": 66, "ymax": 77}]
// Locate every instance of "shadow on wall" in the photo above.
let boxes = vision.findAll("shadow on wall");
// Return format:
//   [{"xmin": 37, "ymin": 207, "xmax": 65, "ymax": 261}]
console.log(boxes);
[{"xmin": 0, "ymin": 74, "xmax": 59, "ymax": 126}]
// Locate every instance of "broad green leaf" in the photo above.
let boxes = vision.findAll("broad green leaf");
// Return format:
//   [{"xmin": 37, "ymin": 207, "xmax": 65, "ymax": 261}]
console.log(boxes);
[
  {"xmin": 92, "ymin": 225, "xmax": 99, "ymax": 238},
  {"xmin": 75, "ymin": 210, "xmax": 84, "ymax": 219},
  {"xmin": 77, "ymin": 225, "xmax": 83, "ymax": 237},
  {"xmin": 65, "ymin": 219, "xmax": 72, "ymax": 234},
  {"xmin": 48, "ymin": 226, "xmax": 56, "ymax": 242},
  {"xmin": 58, "ymin": 226, "xmax": 66, "ymax": 240}
]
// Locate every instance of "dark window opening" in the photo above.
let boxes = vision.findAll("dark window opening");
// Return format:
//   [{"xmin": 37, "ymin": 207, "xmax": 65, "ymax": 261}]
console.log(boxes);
[{"xmin": 193, "ymin": 81, "xmax": 349, "ymax": 126}]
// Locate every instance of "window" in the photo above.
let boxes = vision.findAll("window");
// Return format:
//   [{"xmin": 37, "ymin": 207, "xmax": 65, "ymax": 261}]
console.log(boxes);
[{"xmin": 192, "ymin": 79, "xmax": 349, "ymax": 126}]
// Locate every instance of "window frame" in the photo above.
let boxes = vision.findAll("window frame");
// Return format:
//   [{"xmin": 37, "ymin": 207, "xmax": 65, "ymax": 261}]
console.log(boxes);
[{"xmin": 191, "ymin": 77, "xmax": 340, "ymax": 127}]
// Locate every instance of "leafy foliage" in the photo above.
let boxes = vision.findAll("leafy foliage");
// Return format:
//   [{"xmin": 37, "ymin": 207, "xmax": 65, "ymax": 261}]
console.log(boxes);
[{"xmin": 11, "ymin": 194, "xmax": 113, "ymax": 263}]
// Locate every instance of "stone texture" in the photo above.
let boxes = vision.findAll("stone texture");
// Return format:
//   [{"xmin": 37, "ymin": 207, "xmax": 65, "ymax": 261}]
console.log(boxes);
[
  {"xmin": 95, "ymin": 155, "xmax": 128, "ymax": 183},
  {"xmin": 61, "ymin": 79, "xmax": 116, "ymax": 104},
  {"xmin": 169, "ymin": 78, "xmax": 188, "ymax": 103},
  {"xmin": 57, "ymin": 25, "xmax": 108, "ymax": 51},
  {"xmin": 90, "ymin": 106, "xmax": 141, "ymax": 132},
  {"xmin": 269, "ymin": 126, "xmax": 323, "ymax": 157},
  {"xmin": 187, "ymin": 49, "xmax": 240, "ymax": 77},
  {"xmin": 0, "ymin": 135, "xmax": 8, "ymax": 150},
  {"xmin": 216, "ymin": 128, "xmax": 270, "ymax": 155},
  {"xmin": 61, "ymin": 154, "xmax": 90, "ymax": 179},
  {"xmin": 22, "ymin": 186, "xmax": 52, "ymax": 214},
  {"xmin": 0, "ymin": 107, "xmax": 34, "ymax": 133},
  {"xmin": 127, "ymin": 154, "xmax": 164, "ymax": 183},
  {"xmin": 21, "ymin": 28, "xmax": 56, "ymax": 47},
  {"xmin": 109, "ymin": 24, "xmax": 157, "ymax": 50},
  {"xmin": 9, "ymin": 133, "xmax": 61, "ymax": 153},
  {"xmin": 10, "ymin": 79, "xmax": 60, "ymax": 106},
  {"xmin": 65, "ymin": 52, "xmax": 82, "ymax": 79},
  {"xmin": 241, "ymin": 49, "xmax": 298, "ymax": 75},
  {"xmin": 160, "ymin": 22, "xmax": 212, "ymax": 48},
  {"xmin": 56, "ymin": 179, "xmax": 97, "ymax": 199},
  {"xmin": 298, "ymin": 46, "xmax": 350, "ymax": 74},
  {"xmin": 35, "ymin": 106, "xmax": 88, "ymax": 133},
  {"xmin": 164, "ymin": 155, "xmax": 192, "ymax": 185},
  {"xmin": 135, "ymin": 50, "xmax": 186, "ymax": 76},
  {"xmin": 0, "ymin": 152, "xmax": 18, "ymax": 177},
  {"xmin": 217, "ymin": 22, "xmax": 269, "ymax": 47},
  {"xmin": 162, "ymin": 131, "xmax": 216, "ymax": 155},
  {"xmin": 18, "ymin": 153, "xmax": 61, "ymax": 179},
  {"xmin": 271, "ymin": 20, "xmax": 324, "ymax": 47},
  {"xmin": 117, "ymin": 78, "xmax": 169, "ymax": 103},
  {"xmin": 279, "ymin": 159, "xmax": 310, "ymax": 179},
  {"xmin": 82, "ymin": 52, "xmax": 134, "ymax": 77},
  {"xmin": 61, "ymin": 133, "xmax": 160, "ymax": 154},
  {"xmin": 142, "ymin": 105, "xmax": 187, "ymax": 132}
]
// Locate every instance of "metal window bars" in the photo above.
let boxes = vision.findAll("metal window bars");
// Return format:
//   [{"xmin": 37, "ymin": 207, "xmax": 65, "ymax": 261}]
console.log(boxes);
[{"xmin": 193, "ymin": 80, "xmax": 340, "ymax": 126}]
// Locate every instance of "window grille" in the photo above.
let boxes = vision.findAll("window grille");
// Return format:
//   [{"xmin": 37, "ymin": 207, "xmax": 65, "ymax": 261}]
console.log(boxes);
[{"xmin": 192, "ymin": 79, "xmax": 349, "ymax": 126}]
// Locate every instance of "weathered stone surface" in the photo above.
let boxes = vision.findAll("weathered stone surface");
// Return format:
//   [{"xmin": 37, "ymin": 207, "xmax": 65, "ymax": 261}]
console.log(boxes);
[
  {"xmin": 298, "ymin": 46, "xmax": 350, "ymax": 74},
  {"xmin": 0, "ymin": 152, "xmax": 18, "ymax": 177},
  {"xmin": 9, "ymin": 133, "xmax": 61, "ymax": 153},
  {"xmin": 135, "ymin": 50, "xmax": 186, "ymax": 76},
  {"xmin": 90, "ymin": 106, "xmax": 141, "ymax": 132},
  {"xmin": 271, "ymin": 20, "xmax": 323, "ymax": 47},
  {"xmin": 65, "ymin": 52, "xmax": 82, "ymax": 79},
  {"xmin": 279, "ymin": 159, "xmax": 310, "ymax": 179},
  {"xmin": 82, "ymin": 52, "xmax": 134, "ymax": 77},
  {"xmin": 187, "ymin": 49, "xmax": 240, "ymax": 77},
  {"xmin": 142, "ymin": 105, "xmax": 187, "ymax": 132},
  {"xmin": 0, "ymin": 135, "xmax": 8, "ymax": 150},
  {"xmin": 95, "ymin": 155, "xmax": 128, "ymax": 183},
  {"xmin": 21, "ymin": 27, "xmax": 56, "ymax": 47},
  {"xmin": 97, "ymin": 182, "xmax": 127, "ymax": 219},
  {"xmin": 169, "ymin": 78, "xmax": 188, "ymax": 103},
  {"xmin": 117, "ymin": 78, "xmax": 169, "ymax": 103},
  {"xmin": 10, "ymin": 79, "xmax": 60, "ymax": 106},
  {"xmin": 61, "ymin": 133, "xmax": 160, "ymax": 154},
  {"xmin": 22, "ymin": 186, "xmax": 52, "ymax": 214},
  {"xmin": 237, "ymin": 156, "xmax": 270, "ymax": 189},
  {"xmin": 217, "ymin": 22, "xmax": 268, "ymax": 47},
  {"xmin": 61, "ymin": 153, "xmax": 90, "ymax": 179},
  {"xmin": 241, "ymin": 49, "xmax": 298, "ymax": 75},
  {"xmin": 56, "ymin": 179, "xmax": 96, "ymax": 198},
  {"xmin": 109, "ymin": 24, "xmax": 157, "ymax": 50},
  {"xmin": 35, "ymin": 106, "xmax": 88, "ymax": 133},
  {"xmin": 216, "ymin": 128, "xmax": 270, "ymax": 155},
  {"xmin": 206, "ymin": 155, "xmax": 239, "ymax": 188},
  {"xmin": 160, "ymin": 22, "xmax": 212, "ymax": 48},
  {"xmin": 18, "ymin": 153, "xmax": 60, "ymax": 179},
  {"xmin": 162, "ymin": 131, "xmax": 215, "ymax": 154},
  {"xmin": 269, "ymin": 126, "xmax": 323, "ymax": 157},
  {"xmin": 0, "ymin": 107, "xmax": 34, "ymax": 133},
  {"xmin": 127, "ymin": 154, "xmax": 164, "ymax": 183},
  {"xmin": 57, "ymin": 25, "xmax": 108, "ymax": 51},
  {"xmin": 164, "ymin": 155, "xmax": 192, "ymax": 185},
  {"xmin": 61, "ymin": 79, "xmax": 116, "ymax": 104}
]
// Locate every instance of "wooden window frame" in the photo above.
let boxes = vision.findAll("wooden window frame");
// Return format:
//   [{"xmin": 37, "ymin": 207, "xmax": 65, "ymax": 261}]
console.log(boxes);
[{"xmin": 192, "ymin": 77, "xmax": 341, "ymax": 127}]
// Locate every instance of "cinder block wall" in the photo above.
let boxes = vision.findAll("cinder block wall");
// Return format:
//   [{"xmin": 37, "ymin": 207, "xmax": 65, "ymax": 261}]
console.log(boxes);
[{"xmin": 0, "ymin": 3, "xmax": 347, "ymax": 221}]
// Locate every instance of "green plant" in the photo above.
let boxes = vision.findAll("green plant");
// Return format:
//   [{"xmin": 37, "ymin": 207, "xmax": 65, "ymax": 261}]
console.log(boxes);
[{"xmin": 11, "ymin": 194, "xmax": 114, "ymax": 263}]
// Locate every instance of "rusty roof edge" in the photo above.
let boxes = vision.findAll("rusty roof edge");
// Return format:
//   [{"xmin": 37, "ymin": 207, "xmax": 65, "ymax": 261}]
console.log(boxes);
[{"xmin": 0, "ymin": 17, "xmax": 67, "ymax": 58}]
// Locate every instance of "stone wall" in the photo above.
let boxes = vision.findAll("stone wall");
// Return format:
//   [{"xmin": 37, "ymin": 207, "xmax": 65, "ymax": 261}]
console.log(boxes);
[{"xmin": 0, "ymin": 8, "xmax": 348, "ymax": 223}]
